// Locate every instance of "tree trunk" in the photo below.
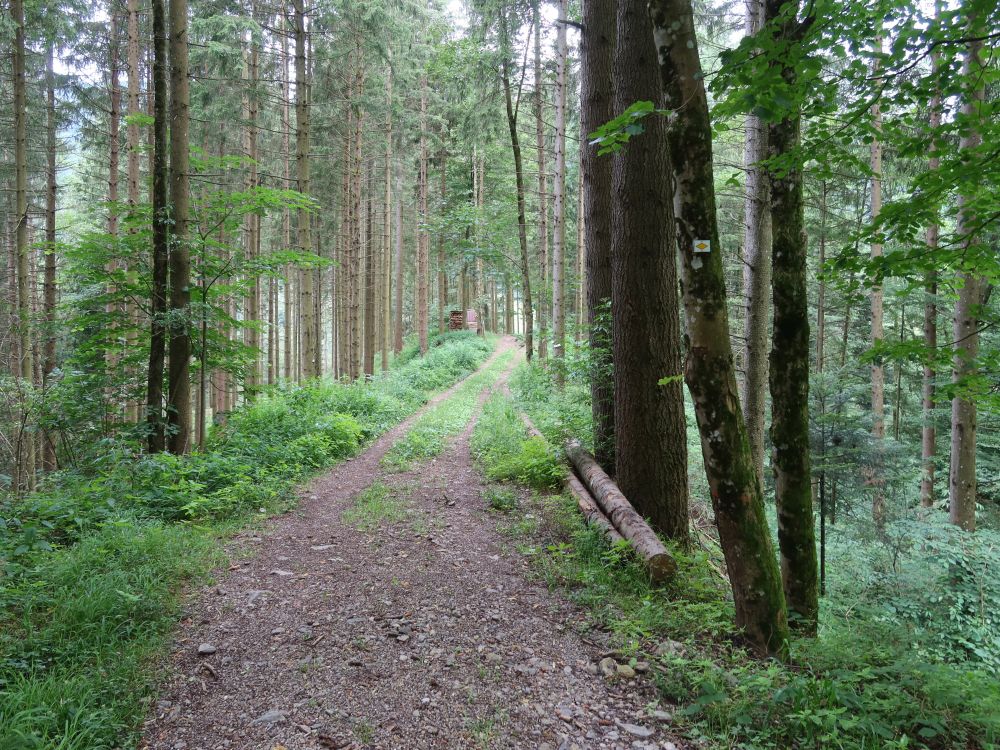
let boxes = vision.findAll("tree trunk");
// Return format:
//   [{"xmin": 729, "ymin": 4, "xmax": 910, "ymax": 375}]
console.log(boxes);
[
  {"xmin": 580, "ymin": 0, "xmax": 614, "ymax": 469},
  {"xmin": 501, "ymin": 57, "xmax": 534, "ymax": 362},
  {"xmin": 611, "ymin": 0, "xmax": 688, "ymax": 541},
  {"xmin": 575, "ymin": 161, "xmax": 585, "ymax": 341},
  {"xmin": 438, "ymin": 150, "xmax": 448, "ymax": 334},
  {"xmin": 650, "ymin": 0, "xmax": 790, "ymax": 658},
  {"xmin": 417, "ymin": 76, "xmax": 430, "ymax": 355},
  {"xmin": 765, "ymin": 0, "xmax": 819, "ymax": 634},
  {"xmin": 294, "ymin": 0, "xmax": 316, "ymax": 379},
  {"xmin": 382, "ymin": 65, "xmax": 393, "ymax": 371},
  {"xmin": 533, "ymin": 2, "xmax": 548, "ymax": 360},
  {"xmin": 949, "ymin": 23, "xmax": 986, "ymax": 533},
  {"xmin": 393, "ymin": 160, "xmax": 404, "ymax": 354},
  {"xmin": 921, "ymin": 29, "xmax": 942, "ymax": 509},
  {"xmin": 869, "ymin": 38, "xmax": 886, "ymax": 525},
  {"xmin": 740, "ymin": 0, "xmax": 771, "ymax": 484},
  {"xmin": 566, "ymin": 440, "xmax": 678, "ymax": 582},
  {"xmin": 281, "ymin": 23, "xmax": 293, "ymax": 381},
  {"xmin": 167, "ymin": 0, "xmax": 192, "ymax": 454},
  {"xmin": 364, "ymin": 162, "xmax": 376, "ymax": 377},
  {"xmin": 815, "ymin": 181, "xmax": 827, "ymax": 372},
  {"xmin": 146, "ymin": 0, "xmax": 169, "ymax": 452},
  {"xmin": 42, "ymin": 43, "xmax": 58, "ymax": 471},
  {"xmin": 551, "ymin": 0, "xmax": 568, "ymax": 374},
  {"xmin": 124, "ymin": 0, "xmax": 141, "ymax": 422},
  {"xmin": 243, "ymin": 37, "xmax": 261, "ymax": 392},
  {"xmin": 107, "ymin": 11, "xmax": 122, "ymax": 376}
]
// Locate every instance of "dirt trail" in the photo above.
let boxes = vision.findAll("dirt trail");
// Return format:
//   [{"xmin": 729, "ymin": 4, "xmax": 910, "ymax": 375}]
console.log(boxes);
[{"xmin": 143, "ymin": 337, "xmax": 679, "ymax": 750}]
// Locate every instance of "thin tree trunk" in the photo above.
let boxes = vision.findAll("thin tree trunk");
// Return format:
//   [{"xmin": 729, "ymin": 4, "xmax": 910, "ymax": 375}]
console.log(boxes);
[
  {"xmin": 949, "ymin": 22, "xmax": 986, "ymax": 533},
  {"xmin": 417, "ymin": 76, "xmax": 430, "ymax": 354},
  {"xmin": 921, "ymin": 20, "xmax": 942, "ymax": 509},
  {"xmin": 294, "ymin": 0, "xmax": 316, "ymax": 379},
  {"xmin": 166, "ymin": 0, "xmax": 193, "ymax": 453},
  {"xmin": 281, "ymin": 22, "xmax": 293, "ymax": 380},
  {"xmin": 765, "ymin": 0, "xmax": 819, "ymax": 634},
  {"xmin": 364, "ymin": 163, "xmax": 376, "ymax": 377},
  {"xmin": 551, "ymin": 0, "xmax": 567, "ymax": 375},
  {"xmin": 580, "ymin": 0, "xmax": 614, "ymax": 469},
  {"xmin": 107, "ymin": 11, "xmax": 122, "ymax": 377},
  {"xmin": 815, "ymin": 181, "xmax": 827, "ymax": 371},
  {"xmin": 869, "ymin": 38, "xmax": 886, "ymax": 525},
  {"xmin": 533, "ymin": 2, "xmax": 548, "ymax": 361},
  {"xmin": 146, "ymin": 0, "xmax": 169, "ymax": 453},
  {"xmin": 393, "ymin": 161, "xmax": 404, "ymax": 354},
  {"xmin": 125, "ymin": 0, "xmax": 141, "ymax": 422},
  {"xmin": 501, "ymin": 54, "xmax": 534, "ymax": 361},
  {"xmin": 382, "ymin": 65, "xmax": 392, "ymax": 370},
  {"xmin": 42, "ymin": 43, "xmax": 58, "ymax": 471},
  {"xmin": 243, "ymin": 36, "xmax": 260, "ymax": 392},
  {"xmin": 575, "ymin": 160, "xmax": 585, "ymax": 340},
  {"xmin": 740, "ymin": 0, "xmax": 771, "ymax": 483},
  {"xmin": 651, "ymin": 0, "xmax": 790, "ymax": 657},
  {"xmin": 438, "ymin": 150, "xmax": 447, "ymax": 334},
  {"xmin": 611, "ymin": 0, "xmax": 688, "ymax": 540}
]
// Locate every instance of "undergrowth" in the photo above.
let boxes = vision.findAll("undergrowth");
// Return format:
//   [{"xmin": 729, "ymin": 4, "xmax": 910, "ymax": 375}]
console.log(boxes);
[
  {"xmin": 0, "ymin": 331, "xmax": 493, "ymax": 749},
  {"xmin": 473, "ymin": 359, "xmax": 1000, "ymax": 750}
]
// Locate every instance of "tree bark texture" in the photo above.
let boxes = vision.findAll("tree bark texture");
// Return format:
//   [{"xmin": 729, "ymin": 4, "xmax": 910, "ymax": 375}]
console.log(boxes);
[
  {"xmin": 765, "ymin": 0, "xmax": 819, "ymax": 633},
  {"xmin": 580, "ymin": 0, "xmax": 615, "ymax": 469},
  {"xmin": 551, "ymin": 0, "xmax": 568, "ymax": 373},
  {"xmin": 612, "ymin": 0, "xmax": 689, "ymax": 541},
  {"xmin": 650, "ymin": 0, "xmax": 790, "ymax": 657}
]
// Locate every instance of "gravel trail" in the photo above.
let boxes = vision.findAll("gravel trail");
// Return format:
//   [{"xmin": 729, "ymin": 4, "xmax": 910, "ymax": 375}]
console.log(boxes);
[{"xmin": 142, "ymin": 337, "xmax": 681, "ymax": 750}]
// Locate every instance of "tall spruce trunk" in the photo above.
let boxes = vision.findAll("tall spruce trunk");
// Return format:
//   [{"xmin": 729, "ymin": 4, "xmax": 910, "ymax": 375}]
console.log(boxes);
[
  {"xmin": 869, "ymin": 39, "xmax": 886, "ymax": 525},
  {"xmin": 949, "ymin": 23, "xmax": 985, "ymax": 532},
  {"xmin": 611, "ymin": 0, "xmax": 688, "ymax": 541},
  {"xmin": 393, "ymin": 161, "xmax": 404, "ymax": 354},
  {"xmin": 294, "ymin": 0, "xmax": 316, "ymax": 379},
  {"xmin": 243, "ymin": 38, "xmax": 261, "ymax": 391},
  {"xmin": 417, "ymin": 76, "xmax": 430, "ymax": 355},
  {"xmin": 107, "ymin": 12, "xmax": 122, "ymax": 378},
  {"xmin": 650, "ymin": 0, "xmax": 790, "ymax": 657},
  {"xmin": 921, "ymin": 29, "xmax": 942, "ymax": 509},
  {"xmin": 551, "ymin": 0, "xmax": 568, "ymax": 375},
  {"xmin": 533, "ymin": 3, "xmax": 548, "ymax": 360},
  {"xmin": 12, "ymin": 0, "xmax": 31, "ymax": 392},
  {"xmin": 364, "ymin": 164, "xmax": 376, "ymax": 377},
  {"xmin": 438, "ymin": 150, "xmax": 448, "ymax": 333},
  {"xmin": 740, "ymin": 0, "xmax": 771, "ymax": 483},
  {"xmin": 501, "ymin": 57, "xmax": 534, "ymax": 361},
  {"xmin": 765, "ymin": 0, "xmax": 818, "ymax": 633},
  {"xmin": 146, "ymin": 0, "xmax": 169, "ymax": 452},
  {"xmin": 167, "ymin": 0, "xmax": 193, "ymax": 454},
  {"xmin": 124, "ymin": 0, "xmax": 141, "ymax": 421},
  {"xmin": 43, "ymin": 44, "xmax": 58, "ymax": 471},
  {"xmin": 382, "ymin": 67, "xmax": 393, "ymax": 371},
  {"xmin": 580, "ymin": 0, "xmax": 614, "ymax": 469}
]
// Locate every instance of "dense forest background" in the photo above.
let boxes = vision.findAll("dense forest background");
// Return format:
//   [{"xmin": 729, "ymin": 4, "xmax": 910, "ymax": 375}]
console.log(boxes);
[{"xmin": 1, "ymin": 0, "xmax": 999, "ymax": 745}]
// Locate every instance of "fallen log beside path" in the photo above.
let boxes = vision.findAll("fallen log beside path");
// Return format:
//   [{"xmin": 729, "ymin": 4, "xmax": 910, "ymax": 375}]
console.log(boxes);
[{"xmin": 564, "ymin": 439, "xmax": 678, "ymax": 582}]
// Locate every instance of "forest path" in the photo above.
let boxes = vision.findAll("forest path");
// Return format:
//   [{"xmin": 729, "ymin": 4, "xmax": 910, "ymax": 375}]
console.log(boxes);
[{"xmin": 143, "ymin": 337, "xmax": 678, "ymax": 750}]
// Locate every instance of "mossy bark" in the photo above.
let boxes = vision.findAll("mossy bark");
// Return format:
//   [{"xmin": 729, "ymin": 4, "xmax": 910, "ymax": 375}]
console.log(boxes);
[
  {"xmin": 649, "ymin": 0, "xmax": 790, "ymax": 658},
  {"xmin": 765, "ymin": 0, "xmax": 819, "ymax": 633}
]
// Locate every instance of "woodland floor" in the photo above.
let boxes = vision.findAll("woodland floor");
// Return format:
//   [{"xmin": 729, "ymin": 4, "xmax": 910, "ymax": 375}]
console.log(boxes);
[{"xmin": 141, "ymin": 337, "xmax": 683, "ymax": 750}]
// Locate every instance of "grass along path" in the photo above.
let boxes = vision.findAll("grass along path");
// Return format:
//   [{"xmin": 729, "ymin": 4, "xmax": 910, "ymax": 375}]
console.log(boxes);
[{"xmin": 381, "ymin": 347, "xmax": 516, "ymax": 471}]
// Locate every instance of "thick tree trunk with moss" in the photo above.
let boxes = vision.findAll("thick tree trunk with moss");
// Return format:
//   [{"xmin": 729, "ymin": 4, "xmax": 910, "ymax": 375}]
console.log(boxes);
[
  {"xmin": 649, "ymin": 0, "xmax": 789, "ymax": 658},
  {"xmin": 765, "ymin": 0, "xmax": 818, "ymax": 634},
  {"xmin": 611, "ymin": 0, "xmax": 688, "ymax": 541},
  {"xmin": 580, "ymin": 0, "xmax": 615, "ymax": 470},
  {"xmin": 167, "ymin": 0, "xmax": 192, "ymax": 453},
  {"xmin": 501, "ymin": 57, "xmax": 534, "ymax": 362}
]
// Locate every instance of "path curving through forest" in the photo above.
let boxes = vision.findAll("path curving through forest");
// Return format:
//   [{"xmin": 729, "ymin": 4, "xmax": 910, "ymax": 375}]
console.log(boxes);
[{"xmin": 142, "ymin": 337, "xmax": 681, "ymax": 750}]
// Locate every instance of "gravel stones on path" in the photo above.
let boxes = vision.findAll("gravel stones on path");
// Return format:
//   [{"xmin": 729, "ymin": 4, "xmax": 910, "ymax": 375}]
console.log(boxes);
[{"xmin": 142, "ymin": 338, "xmax": 683, "ymax": 750}]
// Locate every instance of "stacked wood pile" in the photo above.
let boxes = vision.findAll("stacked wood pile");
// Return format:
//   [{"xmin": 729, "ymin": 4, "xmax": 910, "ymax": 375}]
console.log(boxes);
[
  {"xmin": 513, "ymin": 407, "xmax": 677, "ymax": 583},
  {"xmin": 448, "ymin": 310, "xmax": 465, "ymax": 331}
]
